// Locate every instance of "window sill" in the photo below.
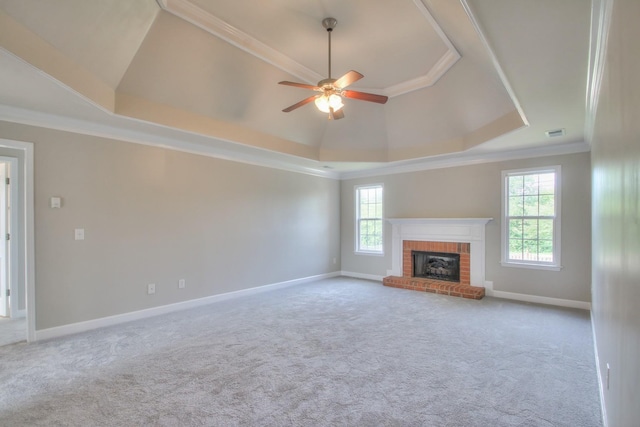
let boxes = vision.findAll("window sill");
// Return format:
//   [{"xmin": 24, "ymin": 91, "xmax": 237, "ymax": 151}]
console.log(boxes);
[
  {"xmin": 355, "ymin": 251, "xmax": 385, "ymax": 257},
  {"xmin": 501, "ymin": 261, "xmax": 562, "ymax": 271}
]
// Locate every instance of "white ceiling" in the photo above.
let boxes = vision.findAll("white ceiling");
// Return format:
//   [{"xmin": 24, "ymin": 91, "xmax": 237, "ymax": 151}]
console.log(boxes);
[{"xmin": 0, "ymin": 0, "xmax": 593, "ymax": 177}]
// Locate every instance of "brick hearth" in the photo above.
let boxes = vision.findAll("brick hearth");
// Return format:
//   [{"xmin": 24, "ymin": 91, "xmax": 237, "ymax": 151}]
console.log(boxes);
[{"xmin": 383, "ymin": 240, "xmax": 485, "ymax": 300}]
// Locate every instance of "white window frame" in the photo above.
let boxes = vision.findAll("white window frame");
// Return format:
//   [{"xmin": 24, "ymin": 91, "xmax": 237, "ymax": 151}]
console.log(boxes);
[
  {"xmin": 501, "ymin": 166, "xmax": 562, "ymax": 271},
  {"xmin": 355, "ymin": 184, "xmax": 384, "ymax": 256}
]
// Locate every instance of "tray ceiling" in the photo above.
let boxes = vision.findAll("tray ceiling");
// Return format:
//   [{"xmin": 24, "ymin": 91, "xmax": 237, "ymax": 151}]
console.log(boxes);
[{"xmin": 0, "ymin": 0, "xmax": 592, "ymax": 176}]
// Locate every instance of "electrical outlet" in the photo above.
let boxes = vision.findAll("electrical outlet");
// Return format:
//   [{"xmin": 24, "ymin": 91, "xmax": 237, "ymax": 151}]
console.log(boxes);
[
  {"xmin": 147, "ymin": 283, "xmax": 156, "ymax": 295},
  {"xmin": 178, "ymin": 279, "xmax": 186, "ymax": 289}
]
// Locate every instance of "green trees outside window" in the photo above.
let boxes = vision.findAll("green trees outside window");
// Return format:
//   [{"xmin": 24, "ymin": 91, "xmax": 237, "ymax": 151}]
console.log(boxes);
[
  {"xmin": 503, "ymin": 167, "xmax": 560, "ymax": 268},
  {"xmin": 356, "ymin": 185, "xmax": 383, "ymax": 253}
]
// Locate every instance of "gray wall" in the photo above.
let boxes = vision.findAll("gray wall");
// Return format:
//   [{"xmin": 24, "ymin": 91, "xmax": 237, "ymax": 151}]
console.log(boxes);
[
  {"xmin": 341, "ymin": 152, "xmax": 591, "ymax": 302},
  {"xmin": 0, "ymin": 122, "xmax": 341, "ymax": 330},
  {"xmin": 591, "ymin": 0, "xmax": 640, "ymax": 425}
]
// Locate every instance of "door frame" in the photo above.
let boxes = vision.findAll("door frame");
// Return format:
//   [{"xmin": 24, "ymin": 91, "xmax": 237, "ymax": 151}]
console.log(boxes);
[
  {"xmin": 0, "ymin": 139, "xmax": 35, "ymax": 342},
  {"xmin": 0, "ymin": 157, "xmax": 19, "ymax": 318}
]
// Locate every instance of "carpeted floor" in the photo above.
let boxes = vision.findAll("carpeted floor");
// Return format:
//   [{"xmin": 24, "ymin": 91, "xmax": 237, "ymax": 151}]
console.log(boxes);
[
  {"xmin": 0, "ymin": 278, "xmax": 602, "ymax": 426},
  {"xmin": 0, "ymin": 316, "xmax": 26, "ymax": 346}
]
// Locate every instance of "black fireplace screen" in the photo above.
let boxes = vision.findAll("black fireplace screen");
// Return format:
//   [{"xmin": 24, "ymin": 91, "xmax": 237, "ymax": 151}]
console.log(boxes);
[{"xmin": 412, "ymin": 251, "xmax": 460, "ymax": 282}]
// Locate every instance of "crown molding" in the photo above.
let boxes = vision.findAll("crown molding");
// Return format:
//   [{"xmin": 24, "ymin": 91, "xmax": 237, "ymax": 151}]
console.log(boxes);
[
  {"xmin": 338, "ymin": 141, "xmax": 591, "ymax": 180},
  {"xmin": 0, "ymin": 104, "xmax": 340, "ymax": 180},
  {"xmin": 0, "ymin": 104, "xmax": 590, "ymax": 182},
  {"xmin": 365, "ymin": 50, "xmax": 460, "ymax": 98},
  {"xmin": 585, "ymin": 0, "xmax": 614, "ymax": 144},
  {"xmin": 460, "ymin": 0, "xmax": 528, "ymax": 128},
  {"xmin": 156, "ymin": 0, "xmax": 322, "ymax": 84},
  {"xmin": 157, "ymin": 0, "xmax": 459, "ymax": 97}
]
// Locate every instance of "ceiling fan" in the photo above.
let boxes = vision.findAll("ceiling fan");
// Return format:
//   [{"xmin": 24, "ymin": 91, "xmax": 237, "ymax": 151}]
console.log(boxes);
[{"xmin": 278, "ymin": 17, "xmax": 388, "ymax": 120}]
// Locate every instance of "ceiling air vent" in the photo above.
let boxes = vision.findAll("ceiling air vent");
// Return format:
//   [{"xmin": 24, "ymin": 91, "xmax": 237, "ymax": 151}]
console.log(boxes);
[{"xmin": 545, "ymin": 128, "xmax": 566, "ymax": 138}]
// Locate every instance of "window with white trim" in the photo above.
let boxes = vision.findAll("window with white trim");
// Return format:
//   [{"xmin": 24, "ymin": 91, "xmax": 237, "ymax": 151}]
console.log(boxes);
[
  {"xmin": 355, "ymin": 184, "xmax": 383, "ymax": 254},
  {"xmin": 502, "ymin": 166, "xmax": 561, "ymax": 270}
]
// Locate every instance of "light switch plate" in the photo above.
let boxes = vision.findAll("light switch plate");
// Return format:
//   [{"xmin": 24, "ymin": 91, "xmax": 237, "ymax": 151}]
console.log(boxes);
[
  {"xmin": 50, "ymin": 197, "xmax": 61, "ymax": 208},
  {"xmin": 74, "ymin": 228, "xmax": 85, "ymax": 240}
]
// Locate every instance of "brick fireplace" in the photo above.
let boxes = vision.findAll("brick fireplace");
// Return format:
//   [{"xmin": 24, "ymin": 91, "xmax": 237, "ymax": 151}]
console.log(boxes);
[{"xmin": 383, "ymin": 218, "xmax": 492, "ymax": 300}]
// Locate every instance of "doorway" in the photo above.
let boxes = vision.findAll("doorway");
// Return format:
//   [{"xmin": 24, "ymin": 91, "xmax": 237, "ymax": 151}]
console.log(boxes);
[
  {"xmin": 0, "ymin": 158, "xmax": 18, "ymax": 318},
  {"xmin": 0, "ymin": 140, "xmax": 34, "ymax": 345}
]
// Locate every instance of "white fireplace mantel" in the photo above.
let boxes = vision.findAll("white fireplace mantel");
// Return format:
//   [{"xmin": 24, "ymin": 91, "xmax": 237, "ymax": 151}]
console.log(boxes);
[{"xmin": 387, "ymin": 218, "xmax": 492, "ymax": 287}]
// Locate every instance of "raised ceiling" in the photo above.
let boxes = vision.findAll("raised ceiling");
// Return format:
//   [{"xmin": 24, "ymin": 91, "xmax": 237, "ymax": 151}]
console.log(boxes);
[{"xmin": 0, "ymin": 0, "xmax": 592, "ymax": 176}]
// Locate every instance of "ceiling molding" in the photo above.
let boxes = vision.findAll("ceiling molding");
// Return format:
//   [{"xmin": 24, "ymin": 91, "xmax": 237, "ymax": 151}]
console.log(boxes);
[
  {"xmin": 156, "ymin": 0, "xmax": 323, "ymax": 84},
  {"xmin": 585, "ymin": 0, "xmax": 614, "ymax": 144},
  {"xmin": 157, "ymin": 0, "xmax": 460, "ymax": 96},
  {"xmin": 0, "ymin": 104, "xmax": 340, "ymax": 180},
  {"xmin": 338, "ymin": 141, "xmax": 591, "ymax": 180},
  {"xmin": 370, "ymin": 50, "xmax": 460, "ymax": 98},
  {"xmin": 0, "ymin": 102, "xmax": 591, "ymax": 182},
  {"xmin": 460, "ymin": 0, "xmax": 529, "ymax": 127}
]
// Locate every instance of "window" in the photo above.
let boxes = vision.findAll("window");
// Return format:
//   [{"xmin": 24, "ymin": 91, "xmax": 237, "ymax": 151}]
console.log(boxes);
[
  {"xmin": 355, "ymin": 184, "xmax": 383, "ymax": 254},
  {"xmin": 502, "ymin": 166, "xmax": 561, "ymax": 270}
]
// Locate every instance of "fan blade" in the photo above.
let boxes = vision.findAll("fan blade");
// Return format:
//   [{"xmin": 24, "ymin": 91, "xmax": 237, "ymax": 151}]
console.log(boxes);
[
  {"xmin": 329, "ymin": 107, "xmax": 345, "ymax": 120},
  {"xmin": 334, "ymin": 70, "xmax": 364, "ymax": 89},
  {"xmin": 282, "ymin": 95, "xmax": 317, "ymax": 112},
  {"xmin": 278, "ymin": 81, "xmax": 320, "ymax": 90},
  {"xmin": 342, "ymin": 90, "xmax": 388, "ymax": 104}
]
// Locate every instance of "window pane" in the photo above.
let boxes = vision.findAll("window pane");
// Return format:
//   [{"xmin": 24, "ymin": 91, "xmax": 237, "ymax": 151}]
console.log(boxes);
[
  {"xmin": 509, "ymin": 239, "xmax": 523, "ymax": 260},
  {"xmin": 508, "ymin": 176, "xmax": 524, "ymax": 196},
  {"xmin": 523, "ymin": 195, "xmax": 539, "ymax": 216},
  {"xmin": 539, "ymin": 240, "xmax": 553, "ymax": 262},
  {"xmin": 523, "ymin": 219, "xmax": 538, "ymax": 240},
  {"xmin": 539, "ymin": 194, "xmax": 555, "ymax": 216},
  {"xmin": 523, "ymin": 239, "xmax": 539, "ymax": 261},
  {"xmin": 509, "ymin": 219, "xmax": 523, "ymax": 239},
  {"xmin": 523, "ymin": 174, "xmax": 539, "ymax": 195},
  {"xmin": 509, "ymin": 196, "xmax": 524, "ymax": 216},
  {"xmin": 538, "ymin": 173, "xmax": 555, "ymax": 194},
  {"xmin": 539, "ymin": 219, "xmax": 553, "ymax": 240}
]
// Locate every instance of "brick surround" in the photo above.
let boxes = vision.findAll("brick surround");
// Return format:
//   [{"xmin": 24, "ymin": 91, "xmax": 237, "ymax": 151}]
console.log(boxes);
[{"xmin": 383, "ymin": 240, "xmax": 485, "ymax": 300}]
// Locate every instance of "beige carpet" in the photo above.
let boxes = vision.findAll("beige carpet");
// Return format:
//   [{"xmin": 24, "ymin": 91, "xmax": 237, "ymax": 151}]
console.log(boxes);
[{"xmin": 0, "ymin": 277, "xmax": 602, "ymax": 426}]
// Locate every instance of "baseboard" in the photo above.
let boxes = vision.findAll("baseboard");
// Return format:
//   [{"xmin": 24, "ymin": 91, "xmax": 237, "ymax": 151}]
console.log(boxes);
[
  {"xmin": 591, "ymin": 312, "xmax": 609, "ymax": 427},
  {"xmin": 13, "ymin": 309, "xmax": 26, "ymax": 318},
  {"xmin": 34, "ymin": 271, "xmax": 341, "ymax": 342},
  {"xmin": 340, "ymin": 271, "xmax": 384, "ymax": 282},
  {"xmin": 486, "ymin": 289, "xmax": 591, "ymax": 310}
]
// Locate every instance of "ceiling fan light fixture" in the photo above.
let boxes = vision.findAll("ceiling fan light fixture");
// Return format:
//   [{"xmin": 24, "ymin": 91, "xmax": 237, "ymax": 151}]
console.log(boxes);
[
  {"xmin": 315, "ymin": 94, "xmax": 343, "ymax": 113},
  {"xmin": 278, "ymin": 17, "xmax": 387, "ymax": 119}
]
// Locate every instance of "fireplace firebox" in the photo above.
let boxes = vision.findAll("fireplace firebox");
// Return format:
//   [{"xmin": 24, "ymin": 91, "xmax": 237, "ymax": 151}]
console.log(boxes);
[{"xmin": 412, "ymin": 251, "xmax": 460, "ymax": 283}]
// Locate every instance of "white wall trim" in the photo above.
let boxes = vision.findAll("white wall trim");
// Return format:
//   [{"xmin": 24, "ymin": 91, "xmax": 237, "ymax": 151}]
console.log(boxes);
[
  {"xmin": 460, "ymin": 0, "xmax": 528, "ymax": 128},
  {"xmin": 486, "ymin": 289, "xmax": 591, "ymax": 310},
  {"xmin": 341, "ymin": 271, "xmax": 384, "ymax": 282},
  {"xmin": 591, "ymin": 312, "xmax": 609, "ymax": 427},
  {"xmin": 339, "ymin": 141, "xmax": 590, "ymax": 180},
  {"xmin": 585, "ymin": 0, "xmax": 614, "ymax": 144},
  {"xmin": 344, "ymin": 272, "xmax": 591, "ymax": 312},
  {"xmin": 34, "ymin": 272, "xmax": 340, "ymax": 342},
  {"xmin": 158, "ymin": 0, "xmax": 459, "ymax": 97},
  {"xmin": 0, "ymin": 105, "xmax": 340, "ymax": 180}
]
